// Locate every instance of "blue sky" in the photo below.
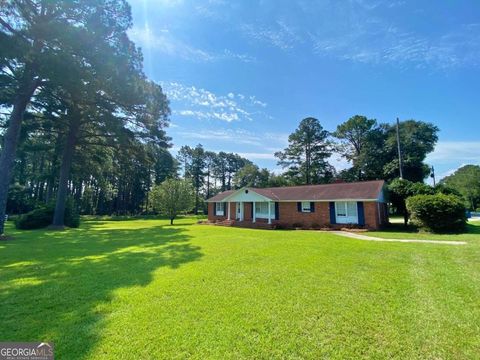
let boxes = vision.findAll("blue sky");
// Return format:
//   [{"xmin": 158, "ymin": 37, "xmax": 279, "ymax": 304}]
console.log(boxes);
[{"xmin": 128, "ymin": 0, "xmax": 480, "ymax": 182}]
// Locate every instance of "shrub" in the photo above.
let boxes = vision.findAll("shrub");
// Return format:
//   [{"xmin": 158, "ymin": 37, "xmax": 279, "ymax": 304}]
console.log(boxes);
[
  {"xmin": 311, "ymin": 223, "xmax": 321, "ymax": 229},
  {"xmin": 15, "ymin": 200, "xmax": 80, "ymax": 230},
  {"xmin": 406, "ymin": 194, "xmax": 466, "ymax": 233},
  {"xmin": 15, "ymin": 205, "xmax": 52, "ymax": 230}
]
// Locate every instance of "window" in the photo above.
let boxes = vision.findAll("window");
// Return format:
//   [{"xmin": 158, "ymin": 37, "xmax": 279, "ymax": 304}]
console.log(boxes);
[
  {"xmin": 215, "ymin": 202, "xmax": 225, "ymax": 216},
  {"xmin": 255, "ymin": 202, "xmax": 275, "ymax": 219},
  {"xmin": 335, "ymin": 201, "xmax": 358, "ymax": 224},
  {"xmin": 336, "ymin": 203, "xmax": 347, "ymax": 217},
  {"xmin": 301, "ymin": 201, "xmax": 312, "ymax": 213}
]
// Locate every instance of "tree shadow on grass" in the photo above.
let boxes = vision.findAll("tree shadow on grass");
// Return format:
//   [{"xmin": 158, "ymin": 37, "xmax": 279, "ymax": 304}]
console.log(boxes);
[
  {"xmin": 466, "ymin": 222, "xmax": 480, "ymax": 234},
  {"xmin": 0, "ymin": 222, "xmax": 203, "ymax": 359}
]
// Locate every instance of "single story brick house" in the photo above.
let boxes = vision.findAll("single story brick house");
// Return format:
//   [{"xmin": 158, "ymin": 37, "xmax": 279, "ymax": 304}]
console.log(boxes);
[{"xmin": 206, "ymin": 180, "xmax": 388, "ymax": 229}]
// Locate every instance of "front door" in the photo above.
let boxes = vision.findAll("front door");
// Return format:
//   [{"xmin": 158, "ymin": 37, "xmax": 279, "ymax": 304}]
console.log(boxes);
[{"xmin": 236, "ymin": 202, "xmax": 243, "ymax": 220}]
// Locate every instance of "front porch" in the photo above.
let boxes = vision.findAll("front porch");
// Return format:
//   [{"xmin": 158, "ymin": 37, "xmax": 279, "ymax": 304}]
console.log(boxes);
[
  {"xmin": 214, "ymin": 200, "xmax": 277, "ymax": 225},
  {"xmin": 209, "ymin": 188, "xmax": 278, "ymax": 225}
]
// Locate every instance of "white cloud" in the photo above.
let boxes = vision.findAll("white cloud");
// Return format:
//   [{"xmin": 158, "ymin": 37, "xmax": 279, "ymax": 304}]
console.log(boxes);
[
  {"xmin": 240, "ymin": 20, "xmax": 301, "ymax": 50},
  {"xmin": 249, "ymin": 96, "xmax": 267, "ymax": 107},
  {"xmin": 436, "ymin": 166, "xmax": 465, "ymax": 182},
  {"xmin": 129, "ymin": 26, "xmax": 214, "ymax": 62},
  {"xmin": 237, "ymin": 152, "xmax": 278, "ymax": 160},
  {"xmin": 177, "ymin": 128, "xmax": 288, "ymax": 148},
  {"xmin": 308, "ymin": 12, "xmax": 480, "ymax": 69},
  {"xmin": 426, "ymin": 141, "xmax": 480, "ymax": 163},
  {"xmin": 162, "ymin": 82, "xmax": 269, "ymax": 123},
  {"xmin": 129, "ymin": 26, "xmax": 255, "ymax": 63},
  {"xmin": 329, "ymin": 153, "xmax": 352, "ymax": 171},
  {"xmin": 235, "ymin": 1, "xmax": 480, "ymax": 69}
]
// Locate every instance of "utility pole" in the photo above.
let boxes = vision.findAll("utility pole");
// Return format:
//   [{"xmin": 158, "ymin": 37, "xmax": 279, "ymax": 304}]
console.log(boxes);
[
  {"xmin": 396, "ymin": 117, "xmax": 404, "ymax": 179},
  {"xmin": 431, "ymin": 166, "xmax": 436, "ymax": 186}
]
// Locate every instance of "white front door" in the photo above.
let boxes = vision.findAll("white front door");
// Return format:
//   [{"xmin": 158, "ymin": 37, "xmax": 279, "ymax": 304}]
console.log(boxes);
[{"xmin": 236, "ymin": 202, "xmax": 243, "ymax": 220}]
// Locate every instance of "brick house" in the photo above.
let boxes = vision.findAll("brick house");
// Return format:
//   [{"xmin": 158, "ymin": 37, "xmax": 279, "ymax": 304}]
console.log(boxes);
[{"xmin": 206, "ymin": 180, "xmax": 388, "ymax": 229}]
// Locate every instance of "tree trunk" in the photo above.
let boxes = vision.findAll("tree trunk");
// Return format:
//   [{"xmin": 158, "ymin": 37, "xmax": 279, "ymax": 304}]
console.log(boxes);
[
  {"xmin": 0, "ymin": 74, "xmax": 39, "ymax": 235},
  {"xmin": 51, "ymin": 108, "xmax": 81, "ymax": 228},
  {"xmin": 170, "ymin": 217, "xmax": 174, "ymax": 225},
  {"xmin": 206, "ymin": 172, "xmax": 210, "ymax": 199},
  {"xmin": 194, "ymin": 188, "xmax": 199, "ymax": 215}
]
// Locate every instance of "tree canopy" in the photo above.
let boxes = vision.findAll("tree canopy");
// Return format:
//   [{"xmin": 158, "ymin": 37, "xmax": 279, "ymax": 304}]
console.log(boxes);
[
  {"xmin": 275, "ymin": 117, "xmax": 334, "ymax": 185},
  {"xmin": 442, "ymin": 165, "xmax": 480, "ymax": 210},
  {"xmin": 0, "ymin": 0, "xmax": 171, "ymax": 233},
  {"xmin": 334, "ymin": 117, "xmax": 439, "ymax": 183},
  {"xmin": 150, "ymin": 178, "xmax": 194, "ymax": 225}
]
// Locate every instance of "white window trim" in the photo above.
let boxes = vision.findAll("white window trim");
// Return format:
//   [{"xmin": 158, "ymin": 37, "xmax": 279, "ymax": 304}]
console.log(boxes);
[
  {"xmin": 216, "ymin": 202, "xmax": 225, "ymax": 216},
  {"xmin": 335, "ymin": 201, "xmax": 358, "ymax": 224},
  {"xmin": 301, "ymin": 201, "xmax": 311, "ymax": 213},
  {"xmin": 255, "ymin": 202, "xmax": 274, "ymax": 219}
]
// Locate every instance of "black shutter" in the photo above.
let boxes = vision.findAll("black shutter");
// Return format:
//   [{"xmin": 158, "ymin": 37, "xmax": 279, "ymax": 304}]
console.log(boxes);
[
  {"xmin": 213, "ymin": 202, "xmax": 217, "ymax": 216},
  {"xmin": 310, "ymin": 202, "xmax": 315, "ymax": 212},
  {"xmin": 275, "ymin": 202, "xmax": 279, "ymax": 220},
  {"xmin": 297, "ymin": 202, "xmax": 302, "ymax": 212},
  {"xmin": 251, "ymin": 202, "xmax": 254, "ymax": 219},
  {"xmin": 329, "ymin": 202, "xmax": 336, "ymax": 224},
  {"xmin": 357, "ymin": 202, "xmax": 365, "ymax": 226}
]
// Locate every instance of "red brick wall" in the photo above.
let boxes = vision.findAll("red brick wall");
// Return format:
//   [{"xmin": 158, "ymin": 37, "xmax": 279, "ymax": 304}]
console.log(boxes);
[
  {"xmin": 364, "ymin": 202, "xmax": 379, "ymax": 229},
  {"xmin": 208, "ymin": 201, "xmax": 387, "ymax": 229},
  {"xmin": 271, "ymin": 202, "xmax": 330, "ymax": 228},
  {"xmin": 208, "ymin": 202, "xmax": 235, "ymax": 222},
  {"xmin": 363, "ymin": 202, "xmax": 389, "ymax": 229}
]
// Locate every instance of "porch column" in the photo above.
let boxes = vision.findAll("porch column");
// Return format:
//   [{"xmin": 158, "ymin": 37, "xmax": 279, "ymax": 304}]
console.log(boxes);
[
  {"xmin": 252, "ymin": 201, "xmax": 256, "ymax": 223},
  {"xmin": 268, "ymin": 201, "xmax": 272, "ymax": 224},
  {"xmin": 227, "ymin": 202, "xmax": 231, "ymax": 220}
]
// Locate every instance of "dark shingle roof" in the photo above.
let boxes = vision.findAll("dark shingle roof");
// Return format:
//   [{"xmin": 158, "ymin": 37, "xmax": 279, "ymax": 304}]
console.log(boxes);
[{"xmin": 207, "ymin": 180, "xmax": 385, "ymax": 202}]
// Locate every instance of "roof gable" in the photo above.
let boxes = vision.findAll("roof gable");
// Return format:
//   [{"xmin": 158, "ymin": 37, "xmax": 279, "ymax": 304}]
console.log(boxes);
[{"xmin": 207, "ymin": 188, "xmax": 274, "ymax": 203}]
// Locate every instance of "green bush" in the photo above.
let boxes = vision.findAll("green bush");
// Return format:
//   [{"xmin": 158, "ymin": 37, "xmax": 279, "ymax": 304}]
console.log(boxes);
[
  {"xmin": 406, "ymin": 194, "xmax": 466, "ymax": 233},
  {"xmin": 15, "ymin": 205, "xmax": 52, "ymax": 230},
  {"xmin": 15, "ymin": 200, "xmax": 80, "ymax": 230}
]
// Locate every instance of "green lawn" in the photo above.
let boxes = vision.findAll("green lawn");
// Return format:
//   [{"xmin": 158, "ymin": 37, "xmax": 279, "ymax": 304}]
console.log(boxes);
[
  {"xmin": 366, "ymin": 219, "xmax": 480, "ymax": 241},
  {"xmin": 1, "ymin": 218, "xmax": 480, "ymax": 359}
]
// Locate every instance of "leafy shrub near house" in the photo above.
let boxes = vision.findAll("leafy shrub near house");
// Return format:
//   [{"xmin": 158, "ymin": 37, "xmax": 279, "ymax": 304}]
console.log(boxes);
[
  {"xmin": 406, "ymin": 194, "xmax": 466, "ymax": 233},
  {"xmin": 15, "ymin": 199, "xmax": 80, "ymax": 230},
  {"xmin": 311, "ymin": 223, "xmax": 321, "ymax": 230}
]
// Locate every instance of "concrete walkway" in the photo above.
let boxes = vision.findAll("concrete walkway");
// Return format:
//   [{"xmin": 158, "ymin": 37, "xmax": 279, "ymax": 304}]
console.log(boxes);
[{"xmin": 329, "ymin": 231, "xmax": 467, "ymax": 246}]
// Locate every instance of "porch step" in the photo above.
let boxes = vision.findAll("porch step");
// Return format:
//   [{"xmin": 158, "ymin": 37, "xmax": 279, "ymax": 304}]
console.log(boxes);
[
  {"xmin": 213, "ymin": 219, "xmax": 274, "ymax": 229},
  {"xmin": 215, "ymin": 219, "xmax": 236, "ymax": 226}
]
